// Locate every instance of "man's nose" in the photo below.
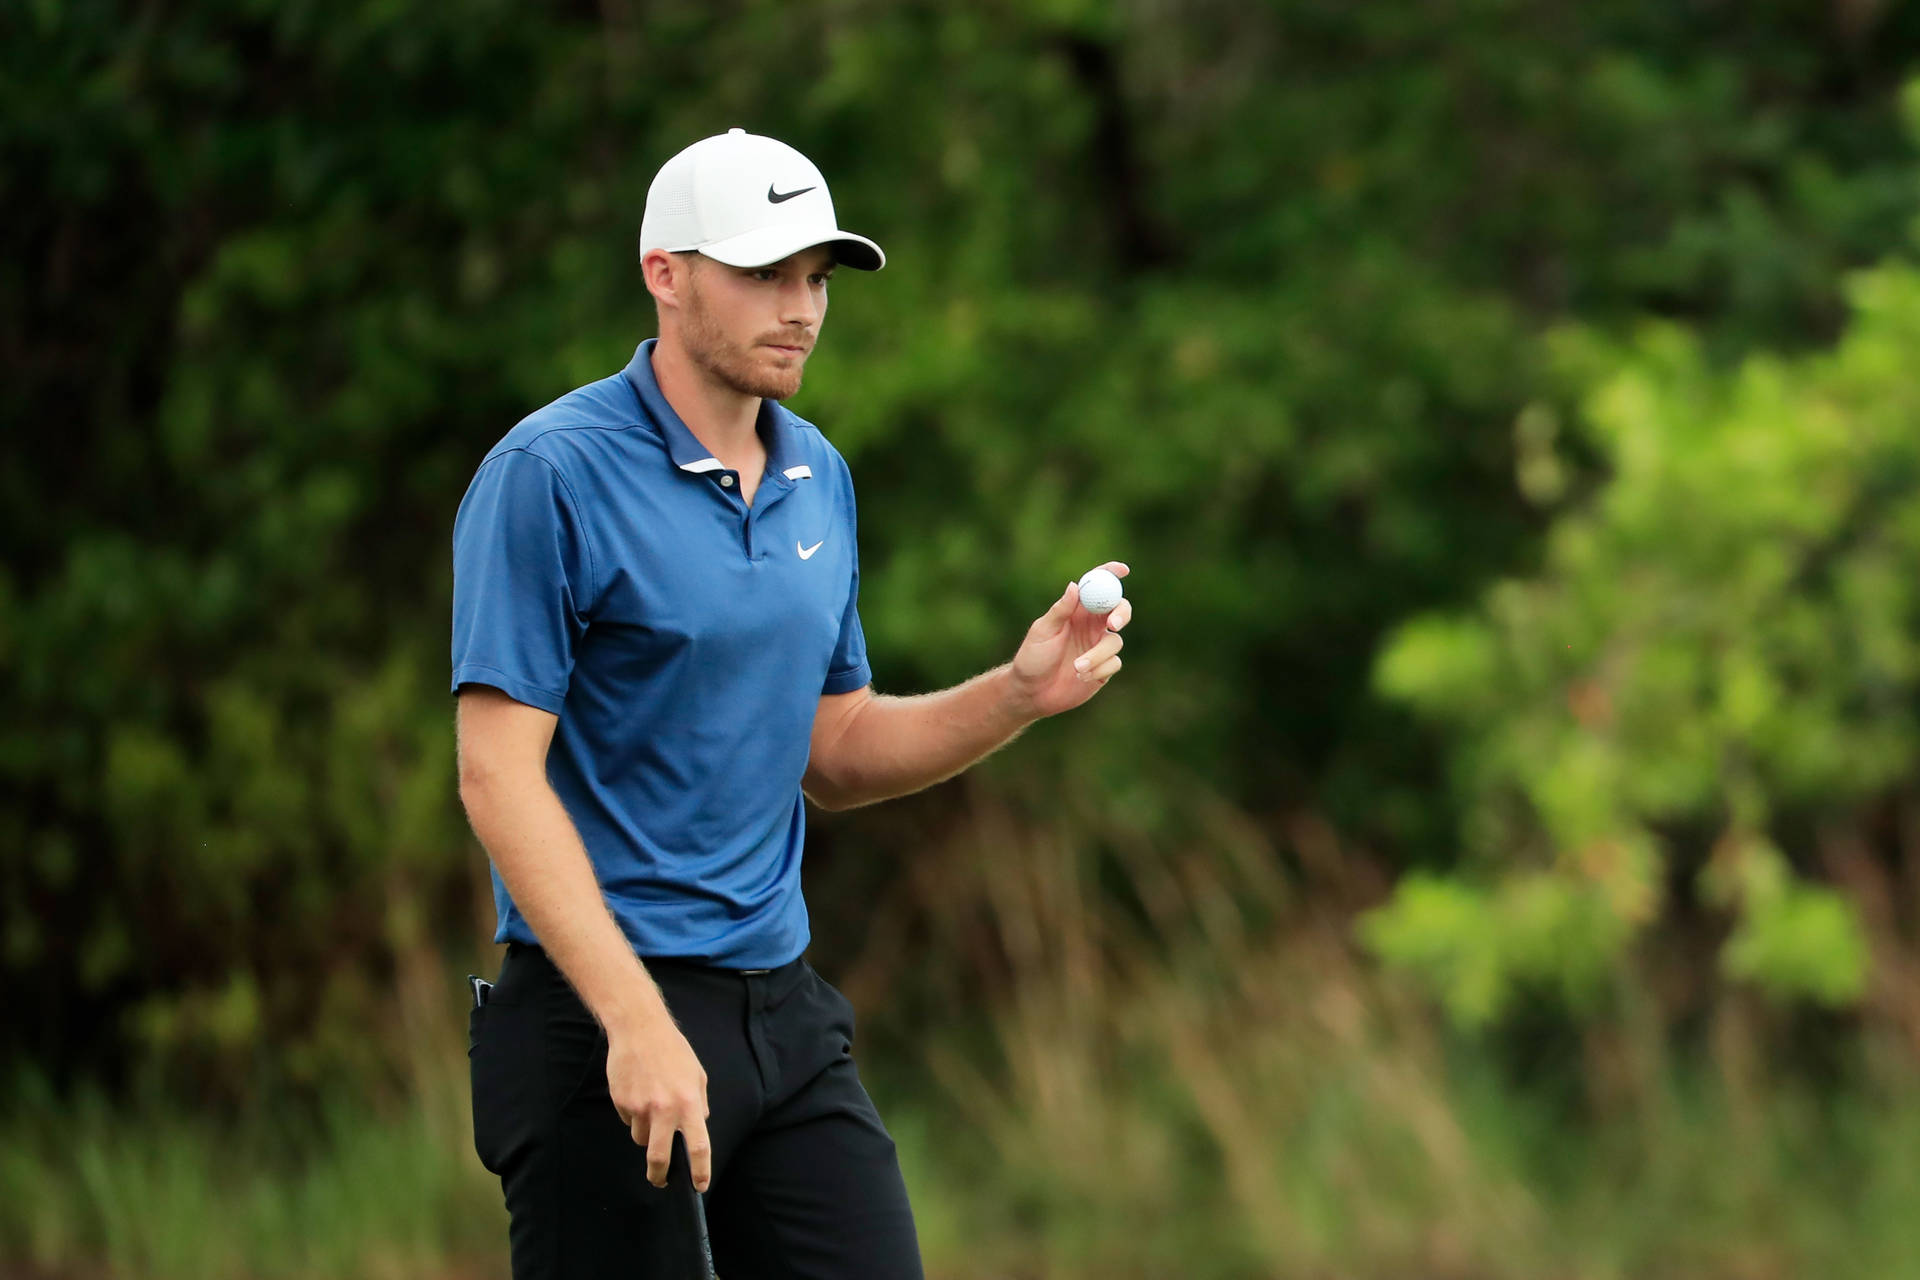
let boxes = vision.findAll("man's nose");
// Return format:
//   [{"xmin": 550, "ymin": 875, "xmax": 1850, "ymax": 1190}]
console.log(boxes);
[{"xmin": 778, "ymin": 278, "xmax": 819, "ymax": 327}]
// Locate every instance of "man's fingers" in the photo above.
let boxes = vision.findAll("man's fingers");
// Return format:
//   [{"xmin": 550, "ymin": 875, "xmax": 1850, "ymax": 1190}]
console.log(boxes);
[
  {"xmin": 1072, "ymin": 630, "xmax": 1124, "ymax": 678},
  {"xmin": 684, "ymin": 1119, "xmax": 714, "ymax": 1192},
  {"xmin": 1029, "ymin": 583, "xmax": 1077, "ymax": 638},
  {"xmin": 1085, "ymin": 654, "xmax": 1123, "ymax": 683},
  {"xmin": 1103, "ymin": 598, "xmax": 1134, "ymax": 631},
  {"xmin": 639, "ymin": 1110, "xmax": 711, "ymax": 1191},
  {"xmin": 1052, "ymin": 582, "xmax": 1080, "ymax": 619},
  {"xmin": 1094, "ymin": 560, "xmax": 1131, "ymax": 579},
  {"xmin": 645, "ymin": 1116, "xmax": 675, "ymax": 1187}
]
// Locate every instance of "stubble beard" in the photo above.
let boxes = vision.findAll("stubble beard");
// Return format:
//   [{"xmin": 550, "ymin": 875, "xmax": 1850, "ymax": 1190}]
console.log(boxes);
[{"xmin": 681, "ymin": 278, "xmax": 808, "ymax": 402}]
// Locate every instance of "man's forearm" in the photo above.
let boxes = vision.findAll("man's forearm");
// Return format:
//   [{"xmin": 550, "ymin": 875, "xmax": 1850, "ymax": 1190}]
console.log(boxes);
[
  {"xmin": 460, "ymin": 769, "xmax": 671, "ymax": 1033},
  {"xmin": 806, "ymin": 665, "xmax": 1035, "ymax": 810}
]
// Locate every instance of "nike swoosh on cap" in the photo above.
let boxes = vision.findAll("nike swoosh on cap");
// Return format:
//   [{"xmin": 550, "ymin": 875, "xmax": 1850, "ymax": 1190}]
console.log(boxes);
[
  {"xmin": 797, "ymin": 540, "xmax": 824, "ymax": 559},
  {"xmin": 767, "ymin": 184, "xmax": 816, "ymax": 204}
]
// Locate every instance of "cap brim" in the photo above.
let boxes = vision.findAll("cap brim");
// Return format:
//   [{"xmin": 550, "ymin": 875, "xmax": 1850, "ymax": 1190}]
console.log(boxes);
[{"xmin": 694, "ymin": 224, "xmax": 885, "ymax": 272}]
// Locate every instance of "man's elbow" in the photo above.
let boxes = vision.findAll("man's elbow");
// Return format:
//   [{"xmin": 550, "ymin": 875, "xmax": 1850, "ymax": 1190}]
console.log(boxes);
[
  {"xmin": 457, "ymin": 744, "xmax": 498, "ymax": 798},
  {"xmin": 804, "ymin": 750, "xmax": 878, "ymax": 811},
  {"xmin": 802, "ymin": 771, "xmax": 854, "ymax": 812},
  {"xmin": 456, "ymin": 752, "xmax": 535, "ymax": 816},
  {"xmin": 457, "ymin": 761, "xmax": 497, "ymax": 823}
]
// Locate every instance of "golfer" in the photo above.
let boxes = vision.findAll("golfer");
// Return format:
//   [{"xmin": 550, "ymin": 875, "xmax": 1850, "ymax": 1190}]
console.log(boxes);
[{"xmin": 452, "ymin": 128, "xmax": 1132, "ymax": 1278}]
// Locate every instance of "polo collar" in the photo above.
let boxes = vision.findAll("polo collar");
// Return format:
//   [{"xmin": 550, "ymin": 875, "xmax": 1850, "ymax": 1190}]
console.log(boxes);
[{"xmin": 623, "ymin": 339, "xmax": 804, "ymax": 488}]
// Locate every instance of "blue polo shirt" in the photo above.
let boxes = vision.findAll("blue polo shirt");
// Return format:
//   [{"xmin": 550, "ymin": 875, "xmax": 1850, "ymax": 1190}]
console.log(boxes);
[{"xmin": 450, "ymin": 339, "xmax": 870, "ymax": 968}]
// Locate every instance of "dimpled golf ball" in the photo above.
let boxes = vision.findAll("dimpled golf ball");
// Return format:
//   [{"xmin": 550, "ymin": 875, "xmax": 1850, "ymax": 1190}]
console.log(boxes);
[{"xmin": 1077, "ymin": 568, "xmax": 1124, "ymax": 615}]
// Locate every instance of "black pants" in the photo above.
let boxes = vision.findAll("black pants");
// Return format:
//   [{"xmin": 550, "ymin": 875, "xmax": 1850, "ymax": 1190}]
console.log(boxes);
[{"xmin": 469, "ymin": 943, "xmax": 924, "ymax": 1279}]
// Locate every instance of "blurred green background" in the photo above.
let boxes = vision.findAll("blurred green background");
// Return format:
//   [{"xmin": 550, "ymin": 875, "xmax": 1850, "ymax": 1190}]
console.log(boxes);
[{"xmin": 8, "ymin": 1, "xmax": 1920, "ymax": 1276}]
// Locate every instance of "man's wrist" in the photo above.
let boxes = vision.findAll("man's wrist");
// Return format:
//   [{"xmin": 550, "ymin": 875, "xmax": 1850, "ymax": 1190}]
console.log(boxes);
[
  {"xmin": 997, "ymin": 662, "xmax": 1045, "ymax": 728},
  {"xmin": 597, "ymin": 972, "xmax": 675, "ymax": 1040}
]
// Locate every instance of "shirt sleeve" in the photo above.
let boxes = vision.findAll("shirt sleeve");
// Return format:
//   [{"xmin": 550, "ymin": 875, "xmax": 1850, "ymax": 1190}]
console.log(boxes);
[
  {"xmin": 450, "ymin": 448, "xmax": 598, "ymax": 713},
  {"xmin": 822, "ymin": 462, "xmax": 871, "ymax": 696}
]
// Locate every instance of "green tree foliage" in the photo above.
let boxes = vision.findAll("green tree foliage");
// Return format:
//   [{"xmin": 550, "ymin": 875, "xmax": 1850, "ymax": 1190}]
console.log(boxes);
[
  {"xmin": 1368, "ymin": 254, "xmax": 1920, "ymax": 1023},
  {"xmin": 5, "ymin": 0, "xmax": 1920, "ymax": 1098}
]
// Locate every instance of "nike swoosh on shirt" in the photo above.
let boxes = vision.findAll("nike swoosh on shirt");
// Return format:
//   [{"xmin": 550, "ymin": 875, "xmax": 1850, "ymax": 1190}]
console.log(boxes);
[{"xmin": 797, "ymin": 540, "xmax": 825, "ymax": 560}]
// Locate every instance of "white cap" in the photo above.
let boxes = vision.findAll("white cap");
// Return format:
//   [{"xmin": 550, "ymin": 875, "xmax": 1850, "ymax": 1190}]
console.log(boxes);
[{"xmin": 638, "ymin": 128, "xmax": 885, "ymax": 271}]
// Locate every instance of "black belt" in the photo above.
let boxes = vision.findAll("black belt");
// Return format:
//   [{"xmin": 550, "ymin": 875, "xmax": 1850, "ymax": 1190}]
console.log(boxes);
[{"xmin": 503, "ymin": 940, "xmax": 779, "ymax": 977}]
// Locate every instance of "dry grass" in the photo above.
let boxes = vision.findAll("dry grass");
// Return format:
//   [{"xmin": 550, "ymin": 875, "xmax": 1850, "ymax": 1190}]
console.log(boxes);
[
  {"xmin": 12, "ymin": 780, "xmax": 1920, "ymax": 1277},
  {"xmin": 879, "ymin": 774, "xmax": 1920, "ymax": 1279}
]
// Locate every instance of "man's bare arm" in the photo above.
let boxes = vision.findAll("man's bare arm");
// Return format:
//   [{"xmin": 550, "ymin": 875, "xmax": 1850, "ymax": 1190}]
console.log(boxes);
[
  {"xmin": 456, "ymin": 686, "xmax": 712, "ymax": 1190},
  {"xmin": 802, "ymin": 668, "xmax": 1030, "ymax": 811},
  {"xmin": 803, "ymin": 564, "xmax": 1134, "ymax": 811}
]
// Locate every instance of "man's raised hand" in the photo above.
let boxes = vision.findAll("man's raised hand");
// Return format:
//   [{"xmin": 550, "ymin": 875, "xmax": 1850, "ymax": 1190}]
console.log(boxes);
[{"xmin": 1008, "ymin": 561, "xmax": 1133, "ymax": 719}]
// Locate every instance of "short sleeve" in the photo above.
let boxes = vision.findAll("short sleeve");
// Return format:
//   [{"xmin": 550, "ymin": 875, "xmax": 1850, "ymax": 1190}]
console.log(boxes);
[
  {"xmin": 450, "ymin": 448, "xmax": 598, "ymax": 713},
  {"xmin": 822, "ymin": 462, "xmax": 871, "ymax": 695}
]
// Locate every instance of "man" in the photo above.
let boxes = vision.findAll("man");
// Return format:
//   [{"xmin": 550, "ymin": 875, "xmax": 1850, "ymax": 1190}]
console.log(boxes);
[{"xmin": 452, "ymin": 128, "xmax": 1132, "ymax": 1279}]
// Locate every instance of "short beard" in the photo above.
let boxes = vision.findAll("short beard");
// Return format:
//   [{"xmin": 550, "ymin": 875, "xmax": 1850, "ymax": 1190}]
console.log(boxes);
[{"xmin": 680, "ymin": 270, "xmax": 807, "ymax": 401}]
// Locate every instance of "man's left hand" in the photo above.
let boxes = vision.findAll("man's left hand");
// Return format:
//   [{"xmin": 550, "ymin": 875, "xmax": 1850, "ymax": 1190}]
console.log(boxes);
[{"xmin": 1009, "ymin": 561, "xmax": 1133, "ymax": 719}]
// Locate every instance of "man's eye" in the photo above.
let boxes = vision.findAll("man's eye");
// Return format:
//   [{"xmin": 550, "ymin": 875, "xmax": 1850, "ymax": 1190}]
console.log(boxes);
[
  {"xmin": 810, "ymin": 275, "xmax": 832, "ymax": 285},
  {"xmin": 753, "ymin": 270, "xmax": 776, "ymax": 282}
]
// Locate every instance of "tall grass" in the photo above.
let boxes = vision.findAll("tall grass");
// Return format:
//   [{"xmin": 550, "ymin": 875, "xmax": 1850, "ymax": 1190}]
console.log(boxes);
[
  {"xmin": 0, "ymin": 1059, "xmax": 504, "ymax": 1280},
  {"xmin": 864, "ymin": 775, "xmax": 1920, "ymax": 1278},
  {"xmin": 10, "ymin": 783, "xmax": 1920, "ymax": 1277}
]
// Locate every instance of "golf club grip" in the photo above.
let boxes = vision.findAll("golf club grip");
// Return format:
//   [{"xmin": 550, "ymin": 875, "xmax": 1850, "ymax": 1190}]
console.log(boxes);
[{"xmin": 669, "ymin": 1132, "xmax": 717, "ymax": 1280}]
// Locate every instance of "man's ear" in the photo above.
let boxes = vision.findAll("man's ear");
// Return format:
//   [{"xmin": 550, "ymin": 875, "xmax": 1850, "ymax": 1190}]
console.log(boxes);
[{"xmin": 641, "ymin": 248, "xmax": 690, "ymax": 311}]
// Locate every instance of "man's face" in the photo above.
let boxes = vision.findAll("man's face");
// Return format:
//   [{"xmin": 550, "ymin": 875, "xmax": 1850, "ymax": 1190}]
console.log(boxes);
[{"xmin": 678, "ymin": 247, "xmax": 834, "ymax": 401}]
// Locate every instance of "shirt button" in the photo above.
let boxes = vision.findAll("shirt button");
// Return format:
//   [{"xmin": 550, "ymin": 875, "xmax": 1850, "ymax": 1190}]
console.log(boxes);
[{"xmin": 720, "ymin": 475, "xmax": 734, "ymax": 487}]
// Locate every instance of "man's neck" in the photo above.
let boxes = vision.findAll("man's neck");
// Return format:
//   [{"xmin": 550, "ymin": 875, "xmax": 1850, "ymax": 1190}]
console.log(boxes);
[{"xmin": 649, "ymin": 336, "xmax": 763, "ymax": 461}]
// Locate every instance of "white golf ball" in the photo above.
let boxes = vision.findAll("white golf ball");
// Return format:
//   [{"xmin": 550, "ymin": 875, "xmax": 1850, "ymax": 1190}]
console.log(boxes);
[{"xmin": 1077, "ymin": 568, "xmax": 1124, "ymax": 615}]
